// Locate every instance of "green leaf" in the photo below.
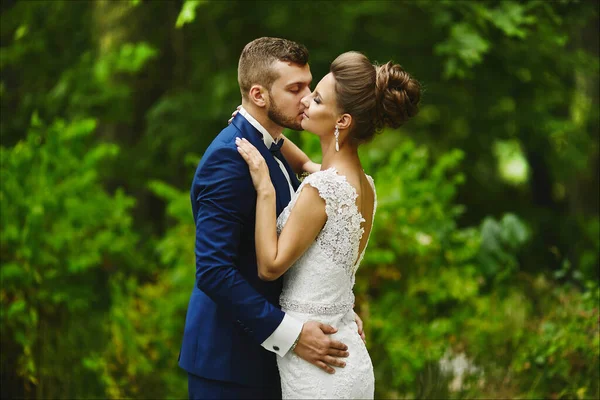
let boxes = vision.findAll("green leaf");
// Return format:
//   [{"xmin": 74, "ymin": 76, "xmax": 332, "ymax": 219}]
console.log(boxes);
[
  {"xmin": 176, "ymin": 0, "xmax": 206, "ymax": 28},
  {"xmin": 487, "ymin": 2, "xmax": 536, "ymax": 39},
  {"xmin": 8, "ymin": 299, "xmax": 26, "ymax": 318},
  {"xmin": 14, "ymin": 25, "xmax": 29, "ymax": 41},
  {"xmin": 0, "ymin": 263, "xmax": 26, "ymax": 283}
]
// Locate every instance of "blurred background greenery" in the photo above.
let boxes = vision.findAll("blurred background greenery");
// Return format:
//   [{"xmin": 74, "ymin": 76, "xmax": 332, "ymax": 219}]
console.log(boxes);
[{"xmin": 1, "ymin": 0, "xmax": 598, "ymax": 398}]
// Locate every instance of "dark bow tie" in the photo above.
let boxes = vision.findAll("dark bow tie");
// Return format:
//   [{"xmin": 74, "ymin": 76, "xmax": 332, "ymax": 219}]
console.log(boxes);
[
  {"xmin": 269, "ymin": 139, "xmax": 284, "ymax": 158},
  {"xmin": 267, "ymin": 137, "xmax": 300, "ymax": 190}
]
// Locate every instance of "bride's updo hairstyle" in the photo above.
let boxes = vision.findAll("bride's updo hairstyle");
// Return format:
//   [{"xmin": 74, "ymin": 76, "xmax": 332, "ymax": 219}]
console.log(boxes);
[{"xmin": 329, "ymin": 51, "xmax": 421, "ymax": 143}]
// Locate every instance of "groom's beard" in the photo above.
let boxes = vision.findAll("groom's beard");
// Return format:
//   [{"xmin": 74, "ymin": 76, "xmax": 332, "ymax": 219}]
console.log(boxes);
[{"xmin": 267, "ymin": 93, "xmax": 303, "ymax": 131}]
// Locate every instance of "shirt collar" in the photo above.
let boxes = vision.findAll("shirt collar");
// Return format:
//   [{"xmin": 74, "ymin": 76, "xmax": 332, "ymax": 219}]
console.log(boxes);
[{"xmin": 239, "ymin": 106, "xmax": 279, "ymax": 148}]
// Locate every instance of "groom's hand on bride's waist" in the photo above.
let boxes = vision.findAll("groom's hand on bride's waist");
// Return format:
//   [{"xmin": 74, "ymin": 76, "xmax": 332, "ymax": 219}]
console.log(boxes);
[
  {"xmin": 292, "ymin": 321, "xmax": 349, "ymax": 374},
  {"xmin": 355, "ymin": 312, "xmax": 366, "ymax": 344}
]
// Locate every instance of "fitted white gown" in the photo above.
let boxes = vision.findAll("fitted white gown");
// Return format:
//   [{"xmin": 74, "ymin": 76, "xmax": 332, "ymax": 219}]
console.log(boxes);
[{"xmin": 276, "ymin": 168, "xmax": 377, "ymax": 399}]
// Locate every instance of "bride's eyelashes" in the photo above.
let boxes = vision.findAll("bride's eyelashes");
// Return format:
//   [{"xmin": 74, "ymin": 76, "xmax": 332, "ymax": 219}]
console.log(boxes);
[{"xmin": 311, "ymin": 89, "xmax": 323, "ymax": 105}]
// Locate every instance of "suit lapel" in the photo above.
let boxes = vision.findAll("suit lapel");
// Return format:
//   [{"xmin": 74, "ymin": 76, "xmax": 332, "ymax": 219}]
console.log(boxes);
[
  {"xmin": 232, "ymin": 114, "xmax": 291, "ymax": 214},
  {"xmin": 278, "ymin": 152, "xmax": 301, "ymax": 191}
]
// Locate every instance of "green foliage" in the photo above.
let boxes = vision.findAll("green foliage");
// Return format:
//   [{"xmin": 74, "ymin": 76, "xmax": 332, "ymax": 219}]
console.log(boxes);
[
  {"xmin": 510, "ymin": 279, "xmax": 599, "ymax": 399},
  {"xmin": 350, "ymin": 136, "xmax": 598, "ymax": 399},
  {"xmin": 95, "ymin": 42, "xmax": 158, "ymax": 80},
  {"xmin": 352, "ymin": 137, "xmax": 479, "ymax": 397},
  {"xmin": 176, "ymin": 0, "xmax": 208, "ymax": 28},
  {"xmin": 86, "ymin": 181, "xmax": 194, "ymax": 398},
  {"xmin": 1, "ymin": 0, "xmax": 598, "ymax": 398},
  {"xmin": 0, "ymin": 116, "xmax": 138, "ymax": 397},
  {"xmin": 478, "ymin": 213, "xmax": 530, "ymax": 282}
]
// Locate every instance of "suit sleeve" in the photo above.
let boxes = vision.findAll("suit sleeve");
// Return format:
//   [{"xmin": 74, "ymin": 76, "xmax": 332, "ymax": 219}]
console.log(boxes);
[{"xmin": 193, "ymin": 143, "xmax": 287, "ymax": 345}]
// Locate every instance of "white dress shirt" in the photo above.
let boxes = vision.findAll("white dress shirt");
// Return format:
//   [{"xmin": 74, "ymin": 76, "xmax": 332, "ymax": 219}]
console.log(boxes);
[
  {"xmin": 238, "ymin": 107, "xmax": 303, "ymax": 357},
  {"xmin": 238, "ymin": 107, "xmax": 295, "ymax": 199}
]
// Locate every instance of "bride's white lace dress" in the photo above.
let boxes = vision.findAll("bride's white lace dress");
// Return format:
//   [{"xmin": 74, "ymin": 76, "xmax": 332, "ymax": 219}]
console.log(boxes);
[{"xmin": 276, "ymin": 168, "xmax": 377, "ymax": 399}]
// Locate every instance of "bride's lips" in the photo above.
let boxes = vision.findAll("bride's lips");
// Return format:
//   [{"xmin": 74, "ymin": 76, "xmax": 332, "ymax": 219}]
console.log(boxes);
[{"xmin": 302, "ymin": 112, "xmax": 309, "ymax": 119}]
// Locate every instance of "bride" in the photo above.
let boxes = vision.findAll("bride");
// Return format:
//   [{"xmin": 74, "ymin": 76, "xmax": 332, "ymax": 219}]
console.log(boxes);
[{"xmin": 236, "ymin": 51, "xmax": 421, "ymax": 399}]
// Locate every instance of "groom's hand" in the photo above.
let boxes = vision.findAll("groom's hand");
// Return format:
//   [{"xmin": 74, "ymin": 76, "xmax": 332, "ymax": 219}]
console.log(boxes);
[
  {"xmin": 293, "ymin": 321, "xmax": 349, "ymax": 374},
  {"xmin": 355, "ymin": 312, "xmax": 366, "ymax": 343}
]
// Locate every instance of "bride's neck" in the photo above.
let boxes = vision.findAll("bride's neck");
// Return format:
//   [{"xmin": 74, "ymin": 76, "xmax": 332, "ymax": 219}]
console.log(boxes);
[{"xmin": 320, "ymin": 138, "xmax": 360, "ymax": 171}]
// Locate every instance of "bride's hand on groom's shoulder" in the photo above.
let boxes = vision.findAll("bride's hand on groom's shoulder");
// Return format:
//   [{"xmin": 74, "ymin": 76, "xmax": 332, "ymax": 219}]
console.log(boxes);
[
  {"xmin": 293, "ymin": 321, "xmax": 349, "ymax": 375},
  {"xmin": 236, "ymin": 138, "xmax": 273, "ymax": 194},
  {"xmin": 228, "ymin": 105, "xmax": 241, "ymax": 125}
]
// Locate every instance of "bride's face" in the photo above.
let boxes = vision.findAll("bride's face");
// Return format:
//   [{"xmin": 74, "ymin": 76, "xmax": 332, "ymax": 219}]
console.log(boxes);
[{"xmin": 300, "ymin": 73, "xmax": 339, "ymax": 137}]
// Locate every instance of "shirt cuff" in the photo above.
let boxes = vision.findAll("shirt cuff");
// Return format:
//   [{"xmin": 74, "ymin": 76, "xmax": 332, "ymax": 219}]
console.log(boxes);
[{"xmin": 261, "ymin": 313, "xmax": 303, "ymax": 357}]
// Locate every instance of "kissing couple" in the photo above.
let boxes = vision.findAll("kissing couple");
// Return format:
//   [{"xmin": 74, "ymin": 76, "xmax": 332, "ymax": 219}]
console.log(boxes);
[{"xmin": 179, "ymin": 37, "xmax": 421, "ymax": 399}]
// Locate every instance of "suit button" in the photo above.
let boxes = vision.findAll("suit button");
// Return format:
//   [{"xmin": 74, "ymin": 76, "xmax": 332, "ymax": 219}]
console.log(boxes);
[{"xmin": 273, "ymin": 346, "xmax": 280, "ymax": 351}]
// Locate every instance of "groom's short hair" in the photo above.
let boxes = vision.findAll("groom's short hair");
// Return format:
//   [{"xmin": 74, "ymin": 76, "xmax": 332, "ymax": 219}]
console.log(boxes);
[{"xmin": 238, "ymin": 37, "xmax": 309, "ymax": 100}]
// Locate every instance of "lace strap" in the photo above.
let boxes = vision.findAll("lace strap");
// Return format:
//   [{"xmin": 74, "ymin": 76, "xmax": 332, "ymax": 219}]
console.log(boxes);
[{"xmin": 301, "ymin": 168, "xmax": 357, "ymax": 219}]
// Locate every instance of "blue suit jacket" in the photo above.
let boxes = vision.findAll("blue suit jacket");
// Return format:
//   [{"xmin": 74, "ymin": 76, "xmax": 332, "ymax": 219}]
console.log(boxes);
[{"xmin": 179, "ymin": 114, "xmax": 300, "ymax": 388}]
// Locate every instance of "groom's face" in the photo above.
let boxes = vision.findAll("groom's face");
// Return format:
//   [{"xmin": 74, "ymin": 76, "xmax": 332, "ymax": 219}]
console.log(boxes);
[{"xmin": 266, "ymin": 61, "xmax": 312, "ymax": 131}]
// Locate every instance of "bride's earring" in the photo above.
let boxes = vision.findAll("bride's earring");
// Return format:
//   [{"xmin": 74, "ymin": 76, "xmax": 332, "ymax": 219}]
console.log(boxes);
[{"xmin": 334, "ymin": 126, "xmax": 340, "ymax": 152}]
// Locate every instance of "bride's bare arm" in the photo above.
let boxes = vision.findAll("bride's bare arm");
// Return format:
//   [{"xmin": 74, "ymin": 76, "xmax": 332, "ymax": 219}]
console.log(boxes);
[
  {"xmin": 236, "ymin": 138, "xmax": 326, "ymax": 280},
  {"xmin": 255, "ymin": 185, "xmax": 326, "ymax": 281},
  {"xmin": 280, "ymin": 134, "xmax": 321, "ymax": 174}
]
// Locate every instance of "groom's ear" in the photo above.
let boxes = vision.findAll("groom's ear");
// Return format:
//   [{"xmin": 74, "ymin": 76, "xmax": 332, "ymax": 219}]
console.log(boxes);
[
  {"xmin": 337, "ymin": 113, "xmax": 352, "ymax": 131},
  {"xmin": 249, "ymin": 85, "xmax": 268, "ymax": 108}
]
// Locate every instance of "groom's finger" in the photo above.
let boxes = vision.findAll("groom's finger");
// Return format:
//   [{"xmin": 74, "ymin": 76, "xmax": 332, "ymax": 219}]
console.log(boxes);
[
  {"xmin": 327, "ymin": 348, "xmax": 350, "ymax": 358},
  {"xmin": 355, "ymin": 313, "xmax": 363, "ymax": 334},
  {"xmin": 319, "ymin": 323, "xmax": 338, "ymax": 335},
  {"xmin": 354, "ymin": 313, "xmax": 366, "ymax": 343},
  {"xmin": 322, "ymin": 355, "xmax": 346, "ymax": 368},
  {"xmin": 328, "ymin": 339, "xmax": 348, "ymax": 351},
  {"xmin": 315, "ymin": 361, "xmax": 335, "ymax": 375}
]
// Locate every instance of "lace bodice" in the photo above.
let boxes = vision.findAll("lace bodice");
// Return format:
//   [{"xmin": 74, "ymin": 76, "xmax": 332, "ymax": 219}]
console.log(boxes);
[
  {"xmin": 276, "ymin": 168, "xmax": 377, "ymax": 315},
  {"xmin": 276, "ymin": 168, "xmax": 377, "ymax": 399}
]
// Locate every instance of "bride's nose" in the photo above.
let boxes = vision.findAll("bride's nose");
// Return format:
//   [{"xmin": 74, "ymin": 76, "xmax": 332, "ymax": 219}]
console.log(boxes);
[{"xmin": 300, "ymin": 95, "xmax": 310, "ymax": 109}]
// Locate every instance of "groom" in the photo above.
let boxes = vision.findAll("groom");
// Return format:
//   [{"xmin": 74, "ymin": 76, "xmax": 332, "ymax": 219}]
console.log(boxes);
[{"xmin": 179, "ymin": 37, "xmax": 353, "ymax": 399}]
